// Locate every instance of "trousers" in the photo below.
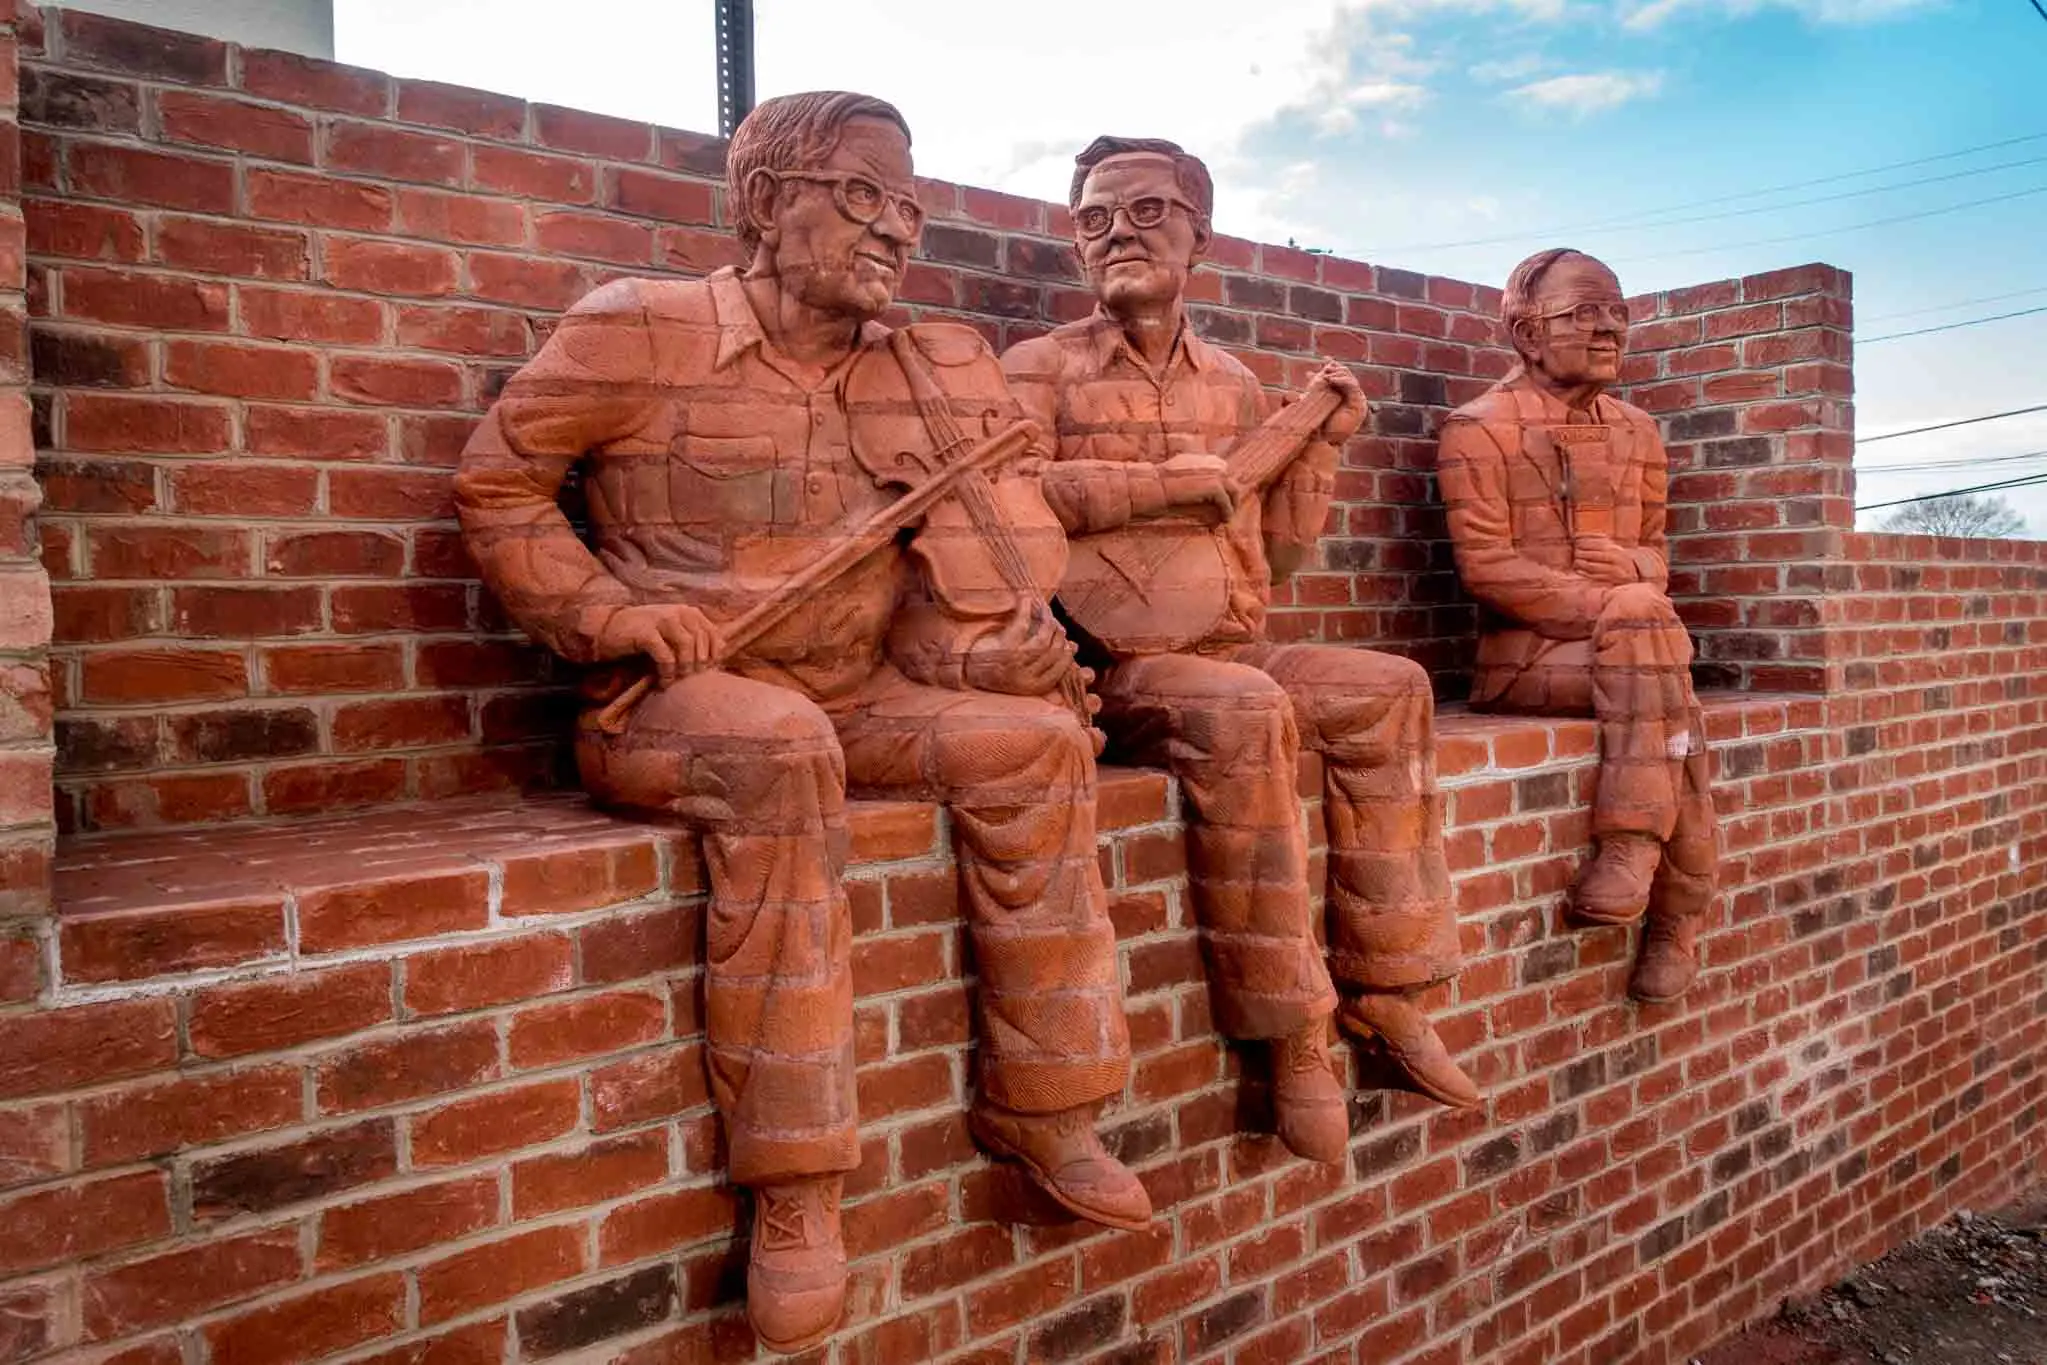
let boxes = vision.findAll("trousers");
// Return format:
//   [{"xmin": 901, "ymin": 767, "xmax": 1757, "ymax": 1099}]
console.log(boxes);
[
  {"xmin": 1095, "ymin": 641, "xmax": 1459, "ymax": 1039},
  {"xmin": 577, "ymin": 663, "xmax": 1129, "ymax": 1186}
]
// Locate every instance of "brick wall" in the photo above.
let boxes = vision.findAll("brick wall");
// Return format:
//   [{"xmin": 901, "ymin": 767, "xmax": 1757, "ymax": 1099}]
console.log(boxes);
[
  {"xmin": 13, "ymin": 6, "xmax": 1856, "ymax": 832},
  {"xmin": 6, "ymin": 527, "xmax": 2045, "ymax": 1365}
]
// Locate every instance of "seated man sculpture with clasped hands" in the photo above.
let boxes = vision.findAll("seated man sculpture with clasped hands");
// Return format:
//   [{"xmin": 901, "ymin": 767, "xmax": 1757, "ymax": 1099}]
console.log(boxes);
[
  {"xmin": 1002, "ymin": 137, "xmax": 1481, "ymax": 1164},
  {"xmin": 1437, "ymin": 247, "xmax": 1721, "ymax": 1003},
  {"xmin": 455, "ymin": 92, "xmax": 1149, "ymax": 1355}
]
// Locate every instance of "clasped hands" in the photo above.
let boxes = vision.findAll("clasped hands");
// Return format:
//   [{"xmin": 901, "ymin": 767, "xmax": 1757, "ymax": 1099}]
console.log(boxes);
[{"xmin": 1572, "ymin": 535, "xmax": 1639, "ymax": 586}]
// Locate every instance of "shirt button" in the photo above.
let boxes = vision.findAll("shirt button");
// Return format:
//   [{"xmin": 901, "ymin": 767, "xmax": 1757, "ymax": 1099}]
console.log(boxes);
[
  {"xmin": 807, "ymin": 474, "xmax": 825, "ymax": 494},
  {"xmin": 812, "ymin": 411, "xmax": 825, "ymax": 427}
]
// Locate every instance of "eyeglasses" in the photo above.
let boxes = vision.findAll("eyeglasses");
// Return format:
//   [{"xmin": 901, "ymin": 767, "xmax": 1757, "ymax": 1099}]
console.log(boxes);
[
  {"xmin": 1538, "ymin": 301, "xmax": 1632, "ymax": 331},
  {"xmin": 776, "ymin": 170, "xmax": 925, "ymax": 235},
  {"xmin": 1073, "ymin": 195, "xmax": 1197, "ymax": 240}
]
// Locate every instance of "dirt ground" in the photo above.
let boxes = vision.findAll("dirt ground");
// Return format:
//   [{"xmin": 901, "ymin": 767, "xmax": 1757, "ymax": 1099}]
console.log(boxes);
[{"xmin": 1696, "ymin": 1195, "xmax": 2047, "ymax": 1365}]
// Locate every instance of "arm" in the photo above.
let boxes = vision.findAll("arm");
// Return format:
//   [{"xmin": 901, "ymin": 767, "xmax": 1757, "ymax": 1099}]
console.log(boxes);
[
  {"xmin": 1260, "ymin": 361, "xmax": 1361, "ymax": 581},
  {"xmin": 1437, "ymin": 415, "xmax": 1606, "ymax": 639},
  {"xmin": 454, "ymin": 280, "xmax": 658, "ymax": 665},
  {"xmin": 1630, "ymin": 423, "xmax": 1671, "ymax": 590},
  {"xmin": 999, "ymin": 337, "xmax": 1171, "ymax": 535}
]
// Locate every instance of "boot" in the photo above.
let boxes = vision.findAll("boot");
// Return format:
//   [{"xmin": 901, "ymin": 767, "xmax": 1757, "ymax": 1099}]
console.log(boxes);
[
  {"xmin": 1572, "ymin": 834, "xmax": 1662, "ymax": 926},
  {"xmin": 969, "ymin": 1102, "xmax": 1152, "ymax": 1231},
  {"xmin": 1338, "ymin": 992, "xmax": 1481, "ymax": 1110},
  {"xmin": 1630, "ymin": 913, "xmax": 1699, "ymax": 1003},
  {"xmin": 746, "ymin": 1176, "xmax": 846, "ymax": 1355},
  {"xmin": 1270, "ymin": 1020, "xmax": 1349, "ymax": 1164}
]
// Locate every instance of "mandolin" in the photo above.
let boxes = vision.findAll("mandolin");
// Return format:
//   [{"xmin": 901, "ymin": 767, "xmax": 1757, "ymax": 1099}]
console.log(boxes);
[{"xmin": 1056, "ymin": 371, "xmax": 1346, "ymax": 657}]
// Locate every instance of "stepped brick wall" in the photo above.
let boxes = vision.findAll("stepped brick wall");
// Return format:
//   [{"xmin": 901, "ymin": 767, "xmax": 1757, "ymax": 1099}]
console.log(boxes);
[
  {"xmin": 2, "ymin": 9, "xmax": 2041, "ymax": 1365},
  {"xmin": 7, "ymin": 5, "xmax": 1850, "ymax": 834}
]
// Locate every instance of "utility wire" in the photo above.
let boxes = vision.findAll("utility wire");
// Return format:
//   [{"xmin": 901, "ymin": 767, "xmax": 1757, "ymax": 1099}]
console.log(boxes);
[
  {"xmin": 1604, "ymin": 154, "xmax": 2047, "ymax": 234},
  {"xmin": 1372, "ymin": 130, "xmax": 2047, "ymax": 253},
  {"xmin": 1863, "ymin": 284, "xmax": 2047, "ymax": 322},
  {"xmin": 2031, "ymin": 0, "xmax": 2047, "ymax": 26},
  {"xmin": 1861, "ymin": 304, "xmax": 2047, "ymax": 344},
  {"xmin": 1620, "ymin": 183, "xmax": 2047, "ymax": 263},
  {"xmin": 1859, "ymin": 448, "xmax": 2047, "ymax": 474},
  {"xmin": 1856, "ymin": 468, "xmax": 2047, "ymax": 512},
  {"xmin": 1857, "ymin": 404, "xmax": 2047, "ymax": 444}
]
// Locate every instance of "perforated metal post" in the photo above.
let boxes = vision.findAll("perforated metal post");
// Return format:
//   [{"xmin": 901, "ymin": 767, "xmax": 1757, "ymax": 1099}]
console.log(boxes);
[{"xmin": 715, "ymin": 0, "xmax": 756, "ymax": 138}]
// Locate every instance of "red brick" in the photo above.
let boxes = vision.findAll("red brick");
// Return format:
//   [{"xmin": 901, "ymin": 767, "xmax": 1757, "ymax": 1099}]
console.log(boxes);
[
  {"xmin": 597, "ymin": 1185, "xmax": 737, "ymax": 1264},
  {"xmin": 203, "ymin": 1273, "xmax": 404, "ymax": 1365},
  {"xmin": 79, "ymin": 647, "xmax": 247, "ymax": 703},
  {"xmin": 533, "ymin": 105, "xmax": 651, "ymax": 159},
  {"xmin": 164, "ymin": 340, "xmax": 319, "ymax": 400},
  {"xmin": 82, "ymin": 1227, "xmax": 300, "ymax": 1341},
  {"xmin": 0, "ymin": 1170, "xmax": 170, "ymax": 1276},
  {"xmin": 589, "ymin": 1042, "xmax": 710, "ymax": 1131},
  {"xmin": 246, "ymin": 168, "xmax": 395, "ymax": 233},
  {"xmin": 298, "ymin": 869, "xmax": 489, "ymax": 952},
  {"xmin": 405, "ymin": 932, "xmax": 574, "ymax": 1016},
  {"xmin": 332, "ymin": 695, "xmax": 471, "ymax": 752},
  {"xmin": 265, "ymin": 529, "xmax": 405, "ymax": 578},
  {"xmin": 62, "ymin": 266, "xmax": 228, "ymax": 331},
  {"xmin": 328, "ymin": 466, "xmax": 454, "ymax": 519},
  {"xmin": 158, "ymin": 90, "xmax": 315, "ymax": 163},
  {"xmin": 324, "ymin": 235, "xmax": 459, "ymax": 297},
  {"xmin": 352, "ymin": 1320, "xmax": 506, "ymax": 1365},
  {"xmin": 263, "ymin": 758, "xmax": 408, "ymax": 814},
  {"xmin": 332, "ymin": 583, "xmax": 470, "ymax": 633},
  {"xmin": 395, "ymin": 188, "xmax": 527, "ymax": 247},
  {"xmin": 263, "ymin": 642, "xmax": 404, "ymax": 694},
  {"xmin": 326, "ymin": 122, "xmax": 464, "ymax": 186},
  {"xmin": 60, "ymin": 897, "xmax": 284, "ymax": 983},
  {"xmin": 240, "ymin": 286, "xmax": 385, "ymax": 344},
  {"xmin": 154, "ymin": 216, "xmax": 309, "ymax": 278},
  {"xmin": 87, "ymin": 524, "xmax": 247, "ymax": 579},
  {"xmin": 464, "ymin": 251, "xmax": 589, "ymax": 309},
  {"xmin": 240, "ymin": 50, "xmax": 389, "ymax": 117},
  {"xmin": 25, "ymin": 198, "xmax": 145, "ymax": 262},
  {"xmin": 61, "ymin": 393, "xmax": 227, "ymax": 453},
  {"xmin": 411, "ymin": 1077, "xmax": 580, "ymax": 1166},
  {"xmin": 417, "ymin": 1225, "xmax": 586, "ymax": 1324},
  {"xmin": 169, "ymin": 463, "xmax": 320, "ymax": 516},
  {"xmin": 396, "ymin": 303, "xmax": 529, "ymax": 356},
  {"xmin": 0, "ymin": 1105, "xmax": 67, "ymax": 1186},
  {"xmin": 534, "ymin": 210, "xmax": 653, "ymax": 265},
  {"xmin": 513, "ymin": 1130, "xmax": 669, "ymax": 1217},
  {"xmin": 170, "ymin": 585, "xmax": 323, "ymax": 637},
  {"xmin": 189, "ymin": 1119, "xmax": 398, "ymax": 1220},
  {"xmin": 605, "ymin": 168, "xmax": 715, "ymax": 223},
  {"xmin": 188, "ymin": 962, "xmax": 392, "ymax": 1058},
  {"xmin": 314, "ymin": 1020, "xmax": 500, "ymax": 1114},
  {"xmin": 499, "ymin": 841, "xmax": 659, "ymax": 915},
  {"xmin": 509, "ymin": 990, "xmax": 665, "ymax": 1069},
  {"xmin": 395, "ymin": 79, "xmax": 526, "ymax": 138},
  {"xmin": 316, "ymin": 1175, "xmax": 499, "ymax": 1270},
  {"xmin": 244, "ymin": 404, "xmax": 387, "ymax": 460},
  {"xmin": 71, "ymin": 143, "xmax": 234, "ymax": 213},
  {"xmin": 330, "ymin": 355, "xmax": 464, "ymax": 408},
  {"xmin": 0, "ymin": 997, "xmax": 176, "ymax": 1099}
]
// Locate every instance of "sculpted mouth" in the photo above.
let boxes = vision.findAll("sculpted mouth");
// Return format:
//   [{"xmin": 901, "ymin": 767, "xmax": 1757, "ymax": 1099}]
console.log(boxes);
[{"xmin": 855, "ymin": 251, "xmax": 899, "ymax": 272}]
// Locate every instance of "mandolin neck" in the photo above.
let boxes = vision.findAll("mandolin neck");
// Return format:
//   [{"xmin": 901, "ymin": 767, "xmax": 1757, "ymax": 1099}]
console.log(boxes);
[{"xmin": 1224, "ymin": 382, "xmax": 1345, "ymax": 493}]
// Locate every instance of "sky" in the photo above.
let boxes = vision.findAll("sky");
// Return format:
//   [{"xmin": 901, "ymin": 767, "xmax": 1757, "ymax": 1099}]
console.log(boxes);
[{"xmin": 335, "ymin": 0, "xmax": 2047, "ymax": 534}]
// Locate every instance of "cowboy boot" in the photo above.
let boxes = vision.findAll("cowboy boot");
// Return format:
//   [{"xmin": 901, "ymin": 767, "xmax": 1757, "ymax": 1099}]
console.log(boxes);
[
  {"xmin": 746, "ymin": 1176, "xmax": 846, "ymax": 1355},
  {"xmin": 969, "ymin": 1102, "xmax": 1152, "ymax": 1230},
  {"xmin": 1338, "ymin": 992, "xmax": 1482, "ymax": 1110},
  {"xmin": 1629, "ymin": 912, "xmax": 1699, "ymax": 1003},
  {"xmin": 1270, "ymin": 1020, "xmax": 1349, "ymax": 1164},
  {"xmin": 1572, "ymin": 833, "xmax": 1662, "ymax": 926}
]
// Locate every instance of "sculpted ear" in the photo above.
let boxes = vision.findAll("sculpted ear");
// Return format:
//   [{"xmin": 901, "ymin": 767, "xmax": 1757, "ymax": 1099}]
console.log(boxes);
[
  {"xmin": 1189, "ymin": 217, "xmax": 1213, "ymax": 271},
  {"xmin": 744, "ymin": 167, "xmax": 783, "ymax": 246},
  {"xmin": 1508, "ymin": 317, "xmax": 1544, "ymax": 363}
]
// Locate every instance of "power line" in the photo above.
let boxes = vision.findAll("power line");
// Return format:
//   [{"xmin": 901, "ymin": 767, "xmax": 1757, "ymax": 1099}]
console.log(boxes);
[
  {"xmin": 1862, "ymin": 284, "xmax": 2047, "ymax": 322},
  {"xmin": 1861, "ymin": 304, "xmax": 2047, "ymax": 344},
  {"xmin": 1620, "ymin": 183, "xmax": 2047, "ymax": 263},
  {"xmin": 1373, "ymin": 130, "xmax": 2047, "ymax": 253},
  {"xmin": 2031, "ymin": 0, "xmax": 2047, "ymax": 26},
  {"xmin": 1859, "ymin": 447, "xmax": 2047, "ymax": 474},
  {"xmin": 1856, "ymin": 469, "xmax": 2047, "ymax": 512},
  {"xmin": 1609, "ymin": 154, "xmax": 2047, "ymax": 234},
  {"xmin": 1857, "ymin": 404, "xmax": 2047, "ymax": 444}
]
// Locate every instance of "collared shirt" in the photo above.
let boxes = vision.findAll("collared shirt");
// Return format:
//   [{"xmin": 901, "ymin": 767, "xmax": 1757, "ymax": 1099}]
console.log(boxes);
[{"xmin": 1002, "ymin": 310, "xmax": 1337, "ymax": 650}]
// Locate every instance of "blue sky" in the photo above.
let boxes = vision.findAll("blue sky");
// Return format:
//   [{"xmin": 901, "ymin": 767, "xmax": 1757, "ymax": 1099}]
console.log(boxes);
[{"xmin": 336, "ymin": 0, "xmax": 2047, "ymax": 532}]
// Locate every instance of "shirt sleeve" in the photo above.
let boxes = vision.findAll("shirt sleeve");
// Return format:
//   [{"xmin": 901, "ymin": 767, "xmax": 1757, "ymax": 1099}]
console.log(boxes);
[
  {"xmin": 453, "ymin": 279, "xmax": 657, "ymax": 664},
  {"xmin": 998, "ymin": 336, "xmax": 1166, "ymax": 535}
]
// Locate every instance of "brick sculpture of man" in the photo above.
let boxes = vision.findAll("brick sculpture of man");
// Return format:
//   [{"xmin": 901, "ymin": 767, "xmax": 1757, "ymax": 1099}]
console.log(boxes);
[
  {"xmin": 1000, "ymin": 137, "xmax": 1479, "ymax": 1164},
  {"xmin": 1436, "ymin": 247, "xmax": 1720, "ymax": 1003},
  {"xmin": 455, "ymin": 92, "xmax": 1149, "ymax": 1354}
]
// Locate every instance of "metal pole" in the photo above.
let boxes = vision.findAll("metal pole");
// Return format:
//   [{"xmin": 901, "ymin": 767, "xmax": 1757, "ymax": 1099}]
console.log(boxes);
[{"xmin": 715, "ymin": 0, "xmax": 756, "ymax": 138}]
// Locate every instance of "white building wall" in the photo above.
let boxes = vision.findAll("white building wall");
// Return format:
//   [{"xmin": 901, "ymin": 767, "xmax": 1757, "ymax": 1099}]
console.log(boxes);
[{"xmin": 59, "ymin": 0, "xmax": 334, "ymax": 58}]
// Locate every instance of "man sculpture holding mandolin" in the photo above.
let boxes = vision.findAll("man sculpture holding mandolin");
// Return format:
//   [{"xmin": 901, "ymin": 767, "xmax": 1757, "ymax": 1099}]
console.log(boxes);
[
  {"xmin": 456, "ymin": 93, "xmax": 1148, "ymax": 1355},
  {"xmin": 1001, "ymin": 136, "xmax": 1479, "ymax": 1163}
]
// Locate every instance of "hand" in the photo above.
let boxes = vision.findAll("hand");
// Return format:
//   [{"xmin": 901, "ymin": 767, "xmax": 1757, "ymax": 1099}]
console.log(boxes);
[
  {"xmin": 1157, "ymin": 452, "xmax": 1236, "ymax": 525},
  {"xmin": 594, "ymin": 604, "xmax": 724, "ymax": 685},
  {"xmin": 1309, "ymin": 360, "xmax": 1368, "ymax": 445},
  {"xmin": 965, "ymin": 603, "xmax": 1079, "ymax": 696},
  {"xmin": 1573, "ymin": 536, "xmax": 1638, "ymax": 586}
]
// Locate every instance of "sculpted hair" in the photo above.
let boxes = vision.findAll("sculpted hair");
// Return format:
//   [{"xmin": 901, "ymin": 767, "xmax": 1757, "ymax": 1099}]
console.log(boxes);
[
  {"xmin": 1501, "ymin": 246, "xmax": 1598, "ymax": 333},
  {"xmin": 1069, "ymin": 135, "xmax": 1215, "ymax": 223},
  {"xmin": 726, "ymin": 90, "xmax": 912, "ymax": 253}
]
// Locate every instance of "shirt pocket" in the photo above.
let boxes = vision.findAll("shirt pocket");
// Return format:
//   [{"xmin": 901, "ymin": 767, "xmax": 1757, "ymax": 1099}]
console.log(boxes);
[{"xmin": 671, "ymin": 434, "xmax": 780, "ymax": 525}]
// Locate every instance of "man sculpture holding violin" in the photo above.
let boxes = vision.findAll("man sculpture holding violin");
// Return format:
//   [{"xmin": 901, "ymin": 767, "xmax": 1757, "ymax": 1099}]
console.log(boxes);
[
  {"xmin": 455, "ymin": 92, "xmax": 1147, "ymax": 1354},
  {"xmin": 1001, "ymin": 136, "xmax": 1481, "ymax": 1163}
]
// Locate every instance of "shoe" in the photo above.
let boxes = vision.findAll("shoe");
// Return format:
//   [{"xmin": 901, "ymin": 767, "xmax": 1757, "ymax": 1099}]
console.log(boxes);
[
  {"xmin": 1629, "ymin": 913, "xmax": 1699, "ymax": 1003},
  {"xmin": 1271, "ymin": 1021, "xmax": 1350, "ymax": 1163},
  {"xmin": 969, "ymin": 1103, "xmax": 1152, "ymax": 1231},
  {"xmin": 1572, "ymin": 835, "xmax": 1662, "ymax": 925},
  {"xmin": 747, "ymin": 1177, "xmax": 846, "ymax": 1355},
  {"xmin": 1338, "ymin": 993, "xmax": 1482, "ymax": 1110}
]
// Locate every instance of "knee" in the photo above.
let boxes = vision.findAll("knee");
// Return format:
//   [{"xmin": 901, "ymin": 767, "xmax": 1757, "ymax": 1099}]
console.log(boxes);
[{"xmin": 1600, "ymin": 582, "xmax": 1681, "ymax": 626}]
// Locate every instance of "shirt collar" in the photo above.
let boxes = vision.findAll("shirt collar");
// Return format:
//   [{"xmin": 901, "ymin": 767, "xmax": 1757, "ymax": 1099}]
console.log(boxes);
[
  {"xmin": 708, "ymin": 266, "xmax": 890, "ymax": 373},
  {"xmin": 1085, "ymin": 308, "xmax": 1215, "ymax": 377}
]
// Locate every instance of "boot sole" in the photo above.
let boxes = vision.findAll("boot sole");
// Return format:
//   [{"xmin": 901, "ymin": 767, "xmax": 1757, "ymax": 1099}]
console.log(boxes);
[
  {"xmin": 1571, "ymin": 899, "xmax": 1650, "ymax": 927},
  {"xmin": 967, "ymin": 1114, "xmax": 1151, "ymax": 1232},
  {"xmin": 1335, "ymin": 1012, "xmax": 1484, "ymax": 1111}
]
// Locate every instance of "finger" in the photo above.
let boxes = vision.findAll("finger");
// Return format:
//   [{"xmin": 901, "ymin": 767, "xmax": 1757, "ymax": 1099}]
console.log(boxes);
[{"xmin": 642, "ymin": 633, "xmax": 678, "ymax": 686}]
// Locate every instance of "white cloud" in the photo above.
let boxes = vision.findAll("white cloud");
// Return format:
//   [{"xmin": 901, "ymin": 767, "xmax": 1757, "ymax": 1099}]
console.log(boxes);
[
  {"xmin": 1508, "ymin": 69, "xmax": 1666, "ymax": 115},
  {"xmin": 1469, "ymin": 53, "xmax": 1549, "ymax": 83},
  {"xmin": 1620, "ymin": 0, "xmax": 1942, "ymax": 27}
]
